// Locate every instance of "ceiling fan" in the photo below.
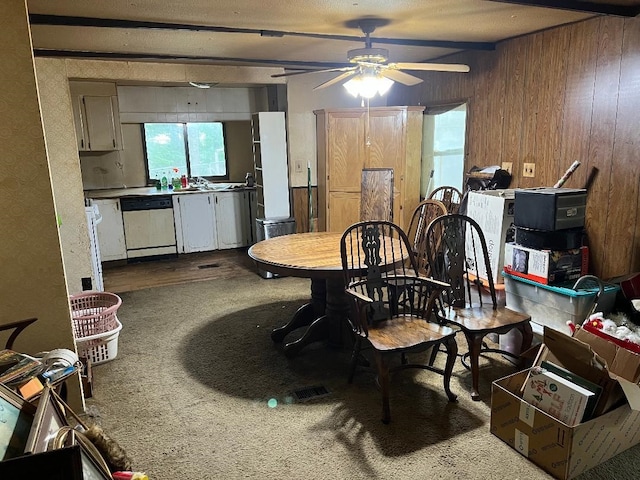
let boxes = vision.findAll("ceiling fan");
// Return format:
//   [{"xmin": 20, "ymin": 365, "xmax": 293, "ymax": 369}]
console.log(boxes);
[{"xmin": 272, "ymin": 18, "xmax": 470, "ymax": 94}]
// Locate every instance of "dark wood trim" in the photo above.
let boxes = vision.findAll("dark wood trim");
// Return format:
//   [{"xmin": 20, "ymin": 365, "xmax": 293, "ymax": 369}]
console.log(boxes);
[
  {"xmin": 488, "ymin": 0, "xmax": 640, "ymax": 17},
  {"xmin": 28, "ymin": 14, "xmax": 496, "ymax": 51}
]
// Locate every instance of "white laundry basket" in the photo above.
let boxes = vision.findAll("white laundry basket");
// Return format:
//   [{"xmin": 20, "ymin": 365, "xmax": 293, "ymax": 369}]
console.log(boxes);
[{"xmin": 75, "ymin": 318, "xmax": 123, "ymax": 365}]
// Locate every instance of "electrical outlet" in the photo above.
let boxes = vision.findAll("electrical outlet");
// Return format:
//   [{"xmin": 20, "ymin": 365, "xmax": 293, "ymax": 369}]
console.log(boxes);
[
  {"xmin": 523, "ymin": 163, "xmax": 536, "ymax": 178},
  {"xmin": 294, "ymin": 161, "xmax": 303, "ymax": 173},
  {"xmin": 501, "ymin": 162, "xmax": 513, "ymax": 174}
]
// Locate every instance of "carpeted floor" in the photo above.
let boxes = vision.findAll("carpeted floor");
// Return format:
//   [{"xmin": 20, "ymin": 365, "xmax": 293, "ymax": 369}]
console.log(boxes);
[{"xmin": 84, "ymin": 273, "xmax": 640, "ymax": 480}]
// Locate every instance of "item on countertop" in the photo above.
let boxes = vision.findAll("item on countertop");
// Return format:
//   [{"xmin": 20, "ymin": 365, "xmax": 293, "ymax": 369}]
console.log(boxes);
[
  {"xmin": 161, "ymin": 171, "xmax": 168, "ymax": 190},
  {"xmin": 245, "ymin": 172, "xmax": 255, "ymax": 187},
  {"xmin": 181, "ymin": 174, "xmax": 188, "ymax": 188}
]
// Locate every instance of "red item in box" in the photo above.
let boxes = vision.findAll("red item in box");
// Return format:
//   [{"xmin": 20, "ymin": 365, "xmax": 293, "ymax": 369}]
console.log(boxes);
[{"xmin": 582, "ymin": 321, "xmax": 640, "ymax": 355}]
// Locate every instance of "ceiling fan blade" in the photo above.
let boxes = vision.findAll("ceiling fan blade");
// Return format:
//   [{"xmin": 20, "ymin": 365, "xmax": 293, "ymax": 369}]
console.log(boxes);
[
  {"xmin": 380, "ymin": 69, "xmax": 423, "ymax": 86},
  {"xmin": 271, "ymin": 66, "xmax": 354, "ymax": 79},
  {"xmin": 313, "ymin": 70, "xmax": 357, "ymax": 90},
  {"xmin": 390, "ymin": 62, "xmax": 470, "ymax": 73}
]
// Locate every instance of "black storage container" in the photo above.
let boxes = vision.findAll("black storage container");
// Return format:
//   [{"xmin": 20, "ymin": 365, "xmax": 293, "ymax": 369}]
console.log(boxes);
[
  {"xmin": 514, "ymin": 187, "xmax": 586, "ymax": 231},
  {"xmin": 514, "ymin": 226, "xmax": 585, "ymax": 250}
]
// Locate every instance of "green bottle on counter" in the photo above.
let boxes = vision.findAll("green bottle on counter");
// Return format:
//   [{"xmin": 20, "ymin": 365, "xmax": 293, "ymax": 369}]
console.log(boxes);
[{"xmin": 161, "ymin": 171, "xmax": 168, "ymax": 190}]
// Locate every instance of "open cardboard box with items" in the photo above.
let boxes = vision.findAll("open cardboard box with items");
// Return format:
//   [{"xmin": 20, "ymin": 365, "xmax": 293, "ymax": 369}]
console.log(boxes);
[{"xmin": 491, "ymin": 327, "xmax": 640, "ymax": 480}]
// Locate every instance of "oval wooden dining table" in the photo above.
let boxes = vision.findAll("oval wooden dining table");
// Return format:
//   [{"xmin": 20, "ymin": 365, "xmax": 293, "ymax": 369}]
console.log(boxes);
[{"xmin": 248, "ymin": 232, "xmax": 350, "ymax": 357}]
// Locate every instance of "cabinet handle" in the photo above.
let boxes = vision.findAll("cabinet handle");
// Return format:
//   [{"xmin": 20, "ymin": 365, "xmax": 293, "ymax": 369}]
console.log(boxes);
[
  {"xmin": 80, "ymin": 139, "xmax": 84, "ymax": 149},
  {"xmin": 113, "ymin": 139, "xmax": 116, "ymax": 148}
]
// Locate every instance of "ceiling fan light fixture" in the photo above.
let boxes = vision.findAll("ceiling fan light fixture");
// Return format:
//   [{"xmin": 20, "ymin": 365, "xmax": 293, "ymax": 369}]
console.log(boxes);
[{"xmin": 344, "ymin": 71, "xmax": 393, "ymax": 99}]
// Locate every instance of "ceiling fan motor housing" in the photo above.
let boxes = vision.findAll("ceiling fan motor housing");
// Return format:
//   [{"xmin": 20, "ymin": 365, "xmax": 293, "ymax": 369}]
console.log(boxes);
[{"xmin": 347, "ymin": 47, "xmax": 389, "ymax": 64}]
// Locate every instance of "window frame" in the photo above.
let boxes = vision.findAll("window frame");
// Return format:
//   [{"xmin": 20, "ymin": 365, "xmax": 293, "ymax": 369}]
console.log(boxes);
[{"xmin": 141, "ymin": 122, "xmax": 230, "ymax": 184}]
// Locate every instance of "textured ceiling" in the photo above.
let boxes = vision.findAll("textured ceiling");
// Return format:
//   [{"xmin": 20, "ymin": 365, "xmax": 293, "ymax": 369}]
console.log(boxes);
[{"xmin": 26, "ymin": 0, "xmax": 639, "ymax": 70}]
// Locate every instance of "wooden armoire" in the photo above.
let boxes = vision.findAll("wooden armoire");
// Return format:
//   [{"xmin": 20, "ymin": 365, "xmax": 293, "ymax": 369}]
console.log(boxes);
[{"xmin": 314, "ymin": 106, "xmax": 425, "ymax": 233}]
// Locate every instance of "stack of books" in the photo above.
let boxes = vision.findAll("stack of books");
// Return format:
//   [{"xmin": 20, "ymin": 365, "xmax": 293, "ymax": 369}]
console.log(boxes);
[{"xmin": 522, "ymin": 361, "xmax": 602, "ymax": 426}]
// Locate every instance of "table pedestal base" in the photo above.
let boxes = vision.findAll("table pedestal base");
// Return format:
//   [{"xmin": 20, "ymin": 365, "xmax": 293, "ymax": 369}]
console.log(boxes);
[{"xmin": 271, "ymin": 278, "xmax": 350, "ymax": 357}]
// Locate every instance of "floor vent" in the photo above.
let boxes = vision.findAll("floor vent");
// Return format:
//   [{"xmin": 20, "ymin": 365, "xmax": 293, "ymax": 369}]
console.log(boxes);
[
  {"xmin": 291, "ymin": 385, "xmax": 330, "ymax": 402},
  {"xmin": 197, "ymin": 263, "xmax": 220, "ymax": 269}
]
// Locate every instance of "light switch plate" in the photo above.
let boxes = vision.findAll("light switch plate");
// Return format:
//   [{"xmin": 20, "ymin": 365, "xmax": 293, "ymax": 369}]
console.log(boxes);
[{"xmin": 523, "ymin": 163, "xmax": 536, "ymax": 178}]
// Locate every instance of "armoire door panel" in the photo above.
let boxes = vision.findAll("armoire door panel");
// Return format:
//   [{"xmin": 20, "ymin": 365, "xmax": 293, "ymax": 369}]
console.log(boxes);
[
  {"xmin": 328, "ymin": 191, "xmax": 361, "ymax": 233},
  {"xmin": 327, "ymin": 112, "xmax": 366, "ymax": 191},
  {"xmin": 367, "ymin": 110, "xmax": 405, "ymax": 170}
]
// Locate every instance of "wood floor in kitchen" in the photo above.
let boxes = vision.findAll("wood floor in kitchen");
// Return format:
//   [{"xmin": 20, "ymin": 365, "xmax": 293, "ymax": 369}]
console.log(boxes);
[{"xmin": 102, "ymin": 248, "xmax": 259, "ymax": 294}]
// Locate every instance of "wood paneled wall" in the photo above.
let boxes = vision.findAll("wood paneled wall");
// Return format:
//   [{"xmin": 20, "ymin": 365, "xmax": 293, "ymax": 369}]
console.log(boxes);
[
  {"xmin": 292, "ymin": 186, "xmax": 318, "ymax": 233},
  {"xmin": 385, "ymin": 16, "xmax": 639, "ymax": 280},
  {"xmin": 289, "ymin": 16, "xmax": 639, "ymax": 279}
]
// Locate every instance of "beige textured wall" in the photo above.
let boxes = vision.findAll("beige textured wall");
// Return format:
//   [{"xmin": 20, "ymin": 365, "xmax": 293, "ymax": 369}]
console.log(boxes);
[
  {"xmin": 0, "ymin": 0, "xmax": 82, "ymax": 407},
  {"xmin": 285, "ymin": 72, "xmax": 388, "ymax": 187},
  {"xmin": 35, "ymin": 58, "xmax": 94, "ymax": 294}
]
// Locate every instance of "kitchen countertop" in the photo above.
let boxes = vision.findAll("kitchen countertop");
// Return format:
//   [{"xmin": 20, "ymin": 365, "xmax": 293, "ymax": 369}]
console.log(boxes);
[{"xmin": 86, "ymin": 184, "xmax": 254, "ymax": 199}]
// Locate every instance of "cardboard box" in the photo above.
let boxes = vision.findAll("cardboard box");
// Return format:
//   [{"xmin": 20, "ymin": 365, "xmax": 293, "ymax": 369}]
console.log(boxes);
[
  {"xmin": 465, "ymin": 189, "xmax": 515, "ymax": 284},
  {"xmin": 491, "ymin": 370, "xmax": 640, "ymax": 480},
  {"xmin": 503, "ymin": 242, "xmax": 588, "ymax": 285},
  {"xmin": 573, "ymin": 326, "xmax": 640, "ymax": 410},
  {"xmin": 491, "ymin": 328, "xmax": 640, "ymax": 479}
]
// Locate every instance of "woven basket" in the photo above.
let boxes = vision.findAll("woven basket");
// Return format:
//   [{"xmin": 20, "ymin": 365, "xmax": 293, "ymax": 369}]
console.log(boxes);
[{"xmin": 70, "ymin": 291, "xmax": 122, "ymax": 338}]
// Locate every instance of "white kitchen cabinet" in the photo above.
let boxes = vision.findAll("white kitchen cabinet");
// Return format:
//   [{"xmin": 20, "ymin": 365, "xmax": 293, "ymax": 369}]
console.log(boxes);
[
  {"xmin": 93, "ymin": 199, "xmax": 126, "ymax": 261},
  {"xmin": 173, "ymin": 194, "xmax": 218, "ymax": 253},
  {"xmin": 213, "ymin": 191, "xmax": 252, "ymax": 249},
  {"xmin": 73, "ymin": 95, "xmax": 123, "ymax": 151},
  {"xmin": 251, "ymin": 112, "xmax": 290, "ymax": 219}
]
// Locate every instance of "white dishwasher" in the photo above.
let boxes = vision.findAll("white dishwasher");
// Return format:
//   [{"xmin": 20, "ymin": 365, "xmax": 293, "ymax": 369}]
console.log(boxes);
[{"xmin": 120, "ymin": 196, "xmax": 177, "ymax": 259}]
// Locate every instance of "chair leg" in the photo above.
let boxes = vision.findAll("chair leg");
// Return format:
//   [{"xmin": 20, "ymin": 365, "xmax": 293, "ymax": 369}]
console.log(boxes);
[
  {"xmin": 428, "ymin": 344, "xmax": 439, "ymax": 366},
  {"xmin": 464, "ymin": 332, "xmax": 485, "ymax": 401},
  {"xmin": 442, "ymin": 337, "xmax": 458, "ymax": 402},
  {"xmin": 373, "ymin": 351, "xmax": 391, "ymax": 424},
  {"xmin": 348, "ymin": 336, "xmax": 362, "ymax": 384}
]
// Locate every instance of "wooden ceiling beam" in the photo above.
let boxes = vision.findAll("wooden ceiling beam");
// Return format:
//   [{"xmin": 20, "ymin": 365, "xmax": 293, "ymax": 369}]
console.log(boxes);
[
  {"xmin": 488, "ymin": 0, "xmax": 640, "ymax": 17},
  {"xmin": 28, "ymin": 14, "xmax": 495, "ymax": 51}
]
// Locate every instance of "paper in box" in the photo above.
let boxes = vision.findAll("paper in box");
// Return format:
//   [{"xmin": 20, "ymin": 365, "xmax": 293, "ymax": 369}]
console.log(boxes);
[{"xmin": 490, "ymin": 328, "xmax": 640, "ymax": 479}]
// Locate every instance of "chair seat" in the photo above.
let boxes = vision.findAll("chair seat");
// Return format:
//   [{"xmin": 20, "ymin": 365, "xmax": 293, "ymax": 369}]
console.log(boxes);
[
  {"xmin": 440, "ymin": 305, "xmax": 531, "ymax": 334},
  {"xmin": 366, "ymin": 317, "xmax": 456, "ymax": 352}
]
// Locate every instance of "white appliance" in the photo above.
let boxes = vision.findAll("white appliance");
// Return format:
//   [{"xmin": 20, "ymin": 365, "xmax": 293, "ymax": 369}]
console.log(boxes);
[
  {"xmin": 85, "ymin": 203, "xmax": 104, "ymax": 291},
  {"xmin": 120, "ymin": 196, "xmax": 177, "ymax": 259}
]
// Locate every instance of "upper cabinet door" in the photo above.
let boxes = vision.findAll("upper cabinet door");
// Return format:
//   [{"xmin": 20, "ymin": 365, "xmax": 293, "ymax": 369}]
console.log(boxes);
[{"xmin": 83, "ymin": 96, "xmax": 119, "ymax": 151}]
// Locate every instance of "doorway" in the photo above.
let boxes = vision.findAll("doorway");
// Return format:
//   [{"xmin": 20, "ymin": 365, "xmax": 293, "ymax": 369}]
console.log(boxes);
[{"xmin": 421, "ymin": 103, "xmax": 467, "ymax": 199}]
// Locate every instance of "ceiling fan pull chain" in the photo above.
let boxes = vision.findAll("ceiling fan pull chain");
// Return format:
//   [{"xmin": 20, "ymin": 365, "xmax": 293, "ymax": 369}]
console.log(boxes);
[{"xmin": 365, "ymin": 97, "xmax": 371, "ymax": 147}]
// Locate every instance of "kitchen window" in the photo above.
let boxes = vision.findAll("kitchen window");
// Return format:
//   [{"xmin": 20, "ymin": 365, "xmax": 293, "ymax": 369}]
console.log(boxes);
[{"xmin": 143, "ymin": 122, "xmax": 228, "ymax": 182}]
